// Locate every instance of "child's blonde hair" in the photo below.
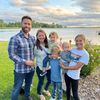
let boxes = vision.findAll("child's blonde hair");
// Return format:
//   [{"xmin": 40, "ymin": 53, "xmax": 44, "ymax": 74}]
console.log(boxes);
[
  {"xmin": 49, "ymin": 32, "xmax": 58, "ymax": 39},
  {"xmin": 51, "ymin": 45, "xmax": 61, "ymax": 55},
  {"xmin": 62, "ymin": 41, "xmax": 71, "ymax": 48},
  {"xmin": 75, "ymin": 34, "xmax": 86, "ymax": 42}
]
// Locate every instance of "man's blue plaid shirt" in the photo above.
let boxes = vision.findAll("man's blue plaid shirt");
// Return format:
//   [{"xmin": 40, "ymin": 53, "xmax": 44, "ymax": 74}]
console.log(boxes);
[{"xmin": 8, "ymin": 31, "xmax": 35, "ymax": 73}]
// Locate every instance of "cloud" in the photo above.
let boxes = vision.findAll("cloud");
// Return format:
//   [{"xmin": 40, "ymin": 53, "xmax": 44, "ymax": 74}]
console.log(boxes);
[
  {"xmin": 22, "ymin": 6, "xmax": 76, "ymax": 16},
  {"xmin": 10, "ymin": 0, "xmax": 48, "ymax": 6},
  {"xmin": 10, "ymin": 0, "xmax": 24, "ymax": 6},
  {"xmin": 72, "ymin": 0, "xmax": 100, "ymax": 12},
  {"xmin": 9, "ymin": 0, "xmax": 77, "ymax": 23},
  {"xmin": 0, "ymin": 11, "xmax": 26, "ymax": 22},
  {"xmin": 10, "ymin": 0, "xmax": 77, "ymax": 17},
  {"xmin": 59, "ymin": 20, "xmax": 100, "ymax": 27},
  {"xmin": 1, "ymin": 0, "xmax": 100, "ymax": 27}
]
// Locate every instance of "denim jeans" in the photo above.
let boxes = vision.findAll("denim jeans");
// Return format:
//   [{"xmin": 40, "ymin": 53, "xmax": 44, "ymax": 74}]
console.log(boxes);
[
  {"xmin": 11, "ymin": 70, "xmax": 34, "ymax": 100},
  {"xmin": 51, "ymin": 81, "xmax": 62, "ymax": 100},
  {"xmin": 36, "ymin": 66, "xmax": 51, "ymax": 95},
  {"xmin": 43, "ymin": 54, "xmax": 50, "ymax": 68},
  {"xmin": 64, "ymin": 73, "xmax": 79, "ymax": 100}
]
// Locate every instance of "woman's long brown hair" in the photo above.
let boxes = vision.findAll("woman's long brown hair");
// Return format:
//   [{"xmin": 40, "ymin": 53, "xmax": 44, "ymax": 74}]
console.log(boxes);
[{"xmin": 36, "ymin": 29, "xmax": 48, "ymax": 50}]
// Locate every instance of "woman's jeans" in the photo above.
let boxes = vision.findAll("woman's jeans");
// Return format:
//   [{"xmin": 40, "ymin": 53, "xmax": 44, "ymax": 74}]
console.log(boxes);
[
  {"xmin": 64, "ymin": 73, "xmax": 79, "ymax": 100},
  {"xmin": 36, "ymin": 66, "xmax": 51, "ymax": 95}
]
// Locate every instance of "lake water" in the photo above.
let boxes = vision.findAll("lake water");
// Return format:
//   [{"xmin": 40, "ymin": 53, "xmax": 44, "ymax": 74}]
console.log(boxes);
[{"xmin": 0, "ymin": 28, "xmax": 100, "ymax": 45}]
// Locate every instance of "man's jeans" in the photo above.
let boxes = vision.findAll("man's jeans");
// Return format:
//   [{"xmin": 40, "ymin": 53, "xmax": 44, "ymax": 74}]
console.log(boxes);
[{"xmin": 11, "ymin": 70, "xmax": 34, "ymax": 100}]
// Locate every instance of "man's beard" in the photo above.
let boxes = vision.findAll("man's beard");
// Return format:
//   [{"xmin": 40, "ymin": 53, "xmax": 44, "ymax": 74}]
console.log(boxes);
[{"xmin": 22, "ymin": 27, "xmax": 31, "ymax": 33}]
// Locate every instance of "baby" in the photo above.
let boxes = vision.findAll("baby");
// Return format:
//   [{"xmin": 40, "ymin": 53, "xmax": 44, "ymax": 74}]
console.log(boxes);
[{"xmin": 60, "ymin": 41, "xmax": 71, "ymax": 73}]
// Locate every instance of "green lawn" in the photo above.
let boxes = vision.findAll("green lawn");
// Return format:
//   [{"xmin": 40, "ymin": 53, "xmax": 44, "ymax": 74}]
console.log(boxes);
[{"xmin": 0, "ymin": 41, "xmax": 66, "ymax": 100}]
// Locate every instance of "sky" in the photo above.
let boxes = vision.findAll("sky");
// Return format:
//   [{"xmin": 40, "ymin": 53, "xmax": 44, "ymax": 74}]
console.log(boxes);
[{"xmin": 0, "ymin": 0, "xmax": 100, "ymax": 27}]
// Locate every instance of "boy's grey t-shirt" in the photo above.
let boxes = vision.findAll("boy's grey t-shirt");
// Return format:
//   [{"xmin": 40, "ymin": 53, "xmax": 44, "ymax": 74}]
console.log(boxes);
[{"xmin": 67, "ymin": 48, "xmax": 89, "ymax": 80}]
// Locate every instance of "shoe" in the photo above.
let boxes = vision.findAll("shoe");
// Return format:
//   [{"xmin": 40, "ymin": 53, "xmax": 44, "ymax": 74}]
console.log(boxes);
[
  {"xmin": 20, "ymin": 80, "xmax": 25, "ymax": 95},
  {"xmin": 50, "ymin": 97, "xmax": 56, "ymax": 100},
  {"xmin": 38, "ymin": 94, "xmax": 46, "ymax": 100},
  {"xmin": 20, "ymin": 87, "xmax": 25, "ymax": 95},
  {"xmin": 40, "ymin": 71, "xmax": 47, "ymax": 76},
  {"xmin": 24, "ymin": 96, "xmax": 33, "ymax": 100},
  {"xmin": 43, "ymin": 90, "xmax": 51, "ymax": 96}
]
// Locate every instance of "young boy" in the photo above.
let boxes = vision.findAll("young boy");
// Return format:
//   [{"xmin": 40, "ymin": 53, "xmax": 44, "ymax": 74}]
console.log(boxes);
[
  {"xmin": 49, "ymin": 46, "xmax": 62, "ymax": 100},
  {"xmin": 61, "ymin": 34, "xmax": 89, "ymax": 100},
  {"xmin": 40, "ymin": 32, "xmax": 61, "ymax": 76}
]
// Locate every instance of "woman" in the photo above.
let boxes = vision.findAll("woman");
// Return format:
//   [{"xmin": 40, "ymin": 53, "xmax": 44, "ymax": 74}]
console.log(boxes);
[
  {"xmin": 61, "ymin": 34, "xmax": 89, "ymax": 100},
  {"xmin": 34, "ymin": 29, "xmax": 51, "ymax": 100}
]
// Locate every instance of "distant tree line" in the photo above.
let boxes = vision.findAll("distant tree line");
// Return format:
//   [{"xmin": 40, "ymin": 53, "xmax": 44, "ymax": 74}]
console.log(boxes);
[{"xmin": 0, "ymin": 19, "xmax": 64, "ymax": 28}]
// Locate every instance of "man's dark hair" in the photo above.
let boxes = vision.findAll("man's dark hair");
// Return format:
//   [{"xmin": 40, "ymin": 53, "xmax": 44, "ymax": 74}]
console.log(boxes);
[{"xmin": 21, "ymin": 16, "xmax": 32, "ymax": 22}]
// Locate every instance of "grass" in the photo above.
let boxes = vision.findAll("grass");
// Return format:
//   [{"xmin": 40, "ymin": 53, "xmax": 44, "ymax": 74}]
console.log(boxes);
[{"xmin": 0, "ymin": 41, "xmax": 66, "ymax": 100}]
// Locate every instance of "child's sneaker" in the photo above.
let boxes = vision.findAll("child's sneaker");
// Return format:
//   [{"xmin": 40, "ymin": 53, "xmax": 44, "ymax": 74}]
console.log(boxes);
[
  {"xmin": 40, "ymin": 71, "xmax": 47, "ymax": 76},
  {"xmin": 50, "ymin": 97, "xmax": 56, "ymax": 100},
  {"xmin": 43, "ymin": 90, "xmax": 51, "ymax": 96},
  {"xmin": 38, "ymin": 94, "xmax": 46, "ymax": 100}
]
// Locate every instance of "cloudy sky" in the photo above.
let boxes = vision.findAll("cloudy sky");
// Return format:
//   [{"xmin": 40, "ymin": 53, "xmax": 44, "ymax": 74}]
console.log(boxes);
[{"xmin": 0, "ymin": 0, "xmax": 100, "ymax": 27}]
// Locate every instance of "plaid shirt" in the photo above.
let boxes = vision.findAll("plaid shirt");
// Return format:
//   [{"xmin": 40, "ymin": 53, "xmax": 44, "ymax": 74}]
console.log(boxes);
[{"xmin": 8, "ymin": 31, "xmax": 35, "ymax": 73}]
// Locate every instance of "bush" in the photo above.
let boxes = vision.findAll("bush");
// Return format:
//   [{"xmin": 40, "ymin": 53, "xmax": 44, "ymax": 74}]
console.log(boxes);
[{"xmin": 80, "ymin": 41, "xmax": 100, "ymax": 77}]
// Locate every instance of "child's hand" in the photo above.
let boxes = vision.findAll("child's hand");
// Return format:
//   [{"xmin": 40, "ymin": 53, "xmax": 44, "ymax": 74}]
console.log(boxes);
[{"xmin": 60, "ymin": 62, "xmax": 65, "ymax": 69}]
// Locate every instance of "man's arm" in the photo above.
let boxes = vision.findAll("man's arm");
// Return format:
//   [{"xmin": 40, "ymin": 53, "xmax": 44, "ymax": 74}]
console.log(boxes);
[{"xmin": 8, "ymin": 37, "xmax": 26, "ymax": 63}]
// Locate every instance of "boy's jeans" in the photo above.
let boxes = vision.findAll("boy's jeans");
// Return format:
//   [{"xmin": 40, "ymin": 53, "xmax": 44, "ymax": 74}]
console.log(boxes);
[
  {"xmin": 11, "ymin": 70, "xmax": 34, "ymax": 100},
  {"xmin": 51, "ymin": 81, "xmax": 62, "ymax": 100}
]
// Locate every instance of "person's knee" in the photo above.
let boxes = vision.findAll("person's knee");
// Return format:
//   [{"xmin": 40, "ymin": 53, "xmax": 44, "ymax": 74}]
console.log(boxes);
[
  {"xmin": 25, "ymin": 80, "xmax": 32, "ymax": 86},
  {"xmin": 39, "ymin": 80, "xmax": 44, "ymax": 86},
  {"xmin": 11, "ymin": 89, "xmax": 19, "ymax": 100},
  {"xmin": 58, "ymin": 89, "xmax": 62, "ymax": 95},
  {"xmin": 12, "ymin": 81, "xmax": 23, "ymax": 95},
  {"xmin": 47, "ymin": 79, "xmax": 51, "ymax": 84}
]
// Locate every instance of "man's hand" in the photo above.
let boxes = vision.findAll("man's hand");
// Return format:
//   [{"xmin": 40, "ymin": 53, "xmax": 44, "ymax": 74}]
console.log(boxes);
[{"xmin": 25, "ymin": 60, "xmax": 33, "ymax": 66}]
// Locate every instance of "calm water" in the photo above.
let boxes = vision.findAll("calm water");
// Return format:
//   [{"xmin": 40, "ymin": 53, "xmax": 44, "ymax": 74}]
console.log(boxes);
[{"xmin": 0, "ymin": 28, "xmax": 100, "ymax": 45}]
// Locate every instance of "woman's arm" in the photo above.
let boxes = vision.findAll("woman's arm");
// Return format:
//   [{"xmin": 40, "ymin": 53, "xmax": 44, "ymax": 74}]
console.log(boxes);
[{"xmin": 60, "ymin": 62, "xmax": 84, "ymax": 70}]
